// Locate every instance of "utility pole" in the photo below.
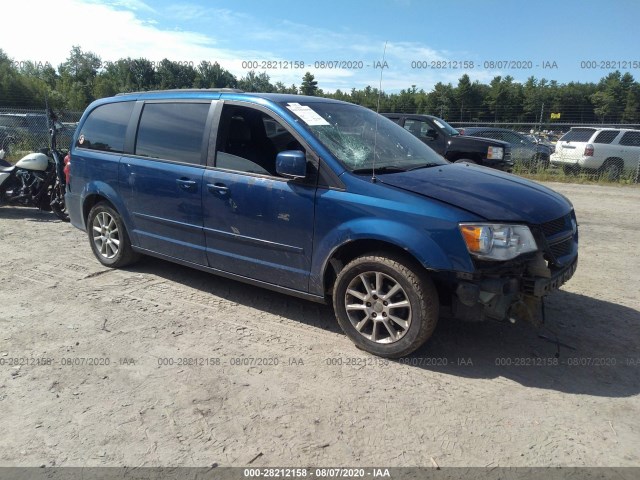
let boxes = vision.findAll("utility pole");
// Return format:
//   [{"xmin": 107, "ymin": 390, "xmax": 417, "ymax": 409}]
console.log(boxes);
[{"xmin": 539, "ymin": 102, "xmax": 544, "ymax": 133}]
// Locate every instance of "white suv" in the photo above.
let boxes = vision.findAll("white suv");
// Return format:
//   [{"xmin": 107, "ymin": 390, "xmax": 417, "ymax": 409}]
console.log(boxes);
[{"xmin": 550, "ymin": 127, "xmax": 640, "ymax": 179}]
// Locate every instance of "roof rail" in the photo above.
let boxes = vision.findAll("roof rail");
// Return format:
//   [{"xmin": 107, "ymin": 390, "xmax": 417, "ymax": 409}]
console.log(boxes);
[{"xmin": 116, "ymin": 88, "xmax": 244, "ymax": 96}]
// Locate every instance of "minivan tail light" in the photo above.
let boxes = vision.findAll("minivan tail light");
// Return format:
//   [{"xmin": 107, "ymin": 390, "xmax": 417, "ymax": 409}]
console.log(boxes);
[
  {"xmin": 584, "ymin": 144, "xmax": 594, "ymax": 157},
  {"xmin": 63, "ymin": 153, "xmax": 71, "ymax": 184}
]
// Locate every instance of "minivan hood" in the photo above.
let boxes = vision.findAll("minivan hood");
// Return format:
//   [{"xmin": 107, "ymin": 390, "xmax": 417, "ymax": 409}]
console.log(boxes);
[{"xmin": 377, "ymin": 163, "xmax": 572, "ymax": 224}]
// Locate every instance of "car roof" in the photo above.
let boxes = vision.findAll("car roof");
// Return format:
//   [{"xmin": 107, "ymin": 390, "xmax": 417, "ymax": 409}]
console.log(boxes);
[
  {"xmin": 566, "ymin": 126, "xmax": 640, "ymax": 133},
  {"xmin": 113, "ymin": 89, "xmax": 346, "ymax": 106}
]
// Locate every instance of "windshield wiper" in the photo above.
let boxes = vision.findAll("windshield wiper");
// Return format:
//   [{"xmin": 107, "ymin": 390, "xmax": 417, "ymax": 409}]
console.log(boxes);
[
  {"xmin": 351, "ymin": 165, "xmax": 408, "ymax": 174},
  {"xmin": 408, "ymin": 163, "xmax": 442, "ymax": 171}
]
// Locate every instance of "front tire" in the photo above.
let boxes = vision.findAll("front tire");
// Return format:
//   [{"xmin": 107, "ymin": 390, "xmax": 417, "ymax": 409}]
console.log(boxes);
[
  {"xmin": 333, "ymin": 254, "xmax": 439, "ymax": 358},
  {"xmin": 87, "ymin": 202, "xmax": 139, "ymax": 268}
]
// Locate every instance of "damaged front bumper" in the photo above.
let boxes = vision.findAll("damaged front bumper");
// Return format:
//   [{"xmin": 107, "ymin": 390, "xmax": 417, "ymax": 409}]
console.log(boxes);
[{"xmin": 449, "ymin": 253, "xmax": 578, "ymax": 326}]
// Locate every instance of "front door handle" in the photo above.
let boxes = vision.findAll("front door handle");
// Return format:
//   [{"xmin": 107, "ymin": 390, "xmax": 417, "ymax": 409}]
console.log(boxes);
[
  {"xmin": 176, "ymin": 178, "xmax": 197, "ymax": 191},
  {"xmin": 207, "ymin": 183, "xmax": 229, "ymax": 195}
]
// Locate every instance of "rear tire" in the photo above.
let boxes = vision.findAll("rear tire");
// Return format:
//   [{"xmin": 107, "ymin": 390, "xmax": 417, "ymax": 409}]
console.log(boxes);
[
  {"xmin": 87, "ymin": 202, "xmax": 139, "ymax": 268},
  {"xmin": 49, "ymin": 180, "xmax": 69, "ymax": 222},
  {"xmin": 600, "ymin": 159, "xmax": 623, "ymax": 181},
  {"xmin": 333, "ymin": 254, "xmax": 439, "ymax": 358}
]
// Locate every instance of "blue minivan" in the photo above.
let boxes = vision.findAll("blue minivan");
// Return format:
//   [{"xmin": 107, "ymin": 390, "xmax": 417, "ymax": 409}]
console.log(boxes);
[{"xmin": 66, "ymin": 89, "xmax": 578, "ymax": 357}]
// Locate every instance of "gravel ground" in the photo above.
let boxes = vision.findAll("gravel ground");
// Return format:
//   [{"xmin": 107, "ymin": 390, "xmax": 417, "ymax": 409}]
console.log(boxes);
[{"xmin": 0, "ymin": 182, "xmax": 639, "ymax": 468}]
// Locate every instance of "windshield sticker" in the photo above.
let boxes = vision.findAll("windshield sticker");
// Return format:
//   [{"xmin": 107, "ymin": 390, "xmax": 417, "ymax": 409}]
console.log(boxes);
[
  {"xmin": 433, "ymin": 119, "xmax": 445, "ymax": 129},
  {"xmin": 286, "ymin": 103, "xmax": 330, "ymax": 126}
]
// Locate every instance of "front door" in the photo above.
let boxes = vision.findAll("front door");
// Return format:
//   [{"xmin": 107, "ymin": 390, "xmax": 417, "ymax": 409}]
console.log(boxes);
[{"xmin": 202, "ymin": 103, "xmax": 316, "ymax": 292}]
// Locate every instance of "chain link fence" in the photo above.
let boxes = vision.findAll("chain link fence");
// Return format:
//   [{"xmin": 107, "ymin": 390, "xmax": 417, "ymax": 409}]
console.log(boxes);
[
  {"xmin": 452, "ymin": 122, "xmax": 640, "ymax": 184},
  {"xmin": 0, "ymin": 107, "xmax": 82, "ymax": 161},
  {"xmin": 1, "ymin": 106, "xmax": 638, "ymax": 184}
]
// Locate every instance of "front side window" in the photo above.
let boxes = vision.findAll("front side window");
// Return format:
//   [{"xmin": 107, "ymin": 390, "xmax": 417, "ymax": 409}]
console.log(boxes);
[
  {"xmin": 77, "ymin": 102, "xmax": 134, "ymax": 153},
  {"xmin": 404, "ymin": 119, "xmax": 430, "ymax": 138},
  {"xmin": 135, "ymin": 103, "xmax": 210, "ymax": 164},
  {"xmin": 215, "ymin": 105, "xmax": 303, "ymax": 176}
]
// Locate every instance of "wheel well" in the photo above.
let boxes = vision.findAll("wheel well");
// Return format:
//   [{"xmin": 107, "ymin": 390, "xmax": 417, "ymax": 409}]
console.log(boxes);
[
  {"xmin": 323, "ymin": 239, "xmax": 424, "ymax": 296},
  {"xmin": 83, "ymin": 194, "xmax": 115, "ymax": 224},
  {"xmin": 602, "ymin": 157, "xmax": 624, "ymax": 168}
]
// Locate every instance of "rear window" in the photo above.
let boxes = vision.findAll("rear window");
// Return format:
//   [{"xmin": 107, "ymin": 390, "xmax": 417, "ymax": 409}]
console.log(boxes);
[
  {"xmin": 619, "ymin": 131, "xmax": 640, "ymax": 147},
  {"xmin": 593, "ymin": 130, "xmax": 619, "ymax": 144},
  {"xmin": 560, "ymin": 128, "xmax": 596, "ymax": 142},
  {"xmin": 135, "ymin": 103, "xmax": 210, "ymax": 164},
  {"xmin": 77, "ymin": 102, "xmax": 134, "ymax": 153}
]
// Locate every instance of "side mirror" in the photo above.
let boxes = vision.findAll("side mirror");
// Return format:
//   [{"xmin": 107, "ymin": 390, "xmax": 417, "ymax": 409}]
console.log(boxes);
[
  {"xmin": 276, "ymin": 150, "xmax": 307, "ymax": 179},
  {"xmin": 425, "ymin": 129, "xmax": 438, "ymax": 140}
]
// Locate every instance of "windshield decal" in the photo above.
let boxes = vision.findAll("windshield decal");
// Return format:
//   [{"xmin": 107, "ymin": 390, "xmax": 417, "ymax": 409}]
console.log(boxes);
[{"xmin": 286, "ymin": 103, "xmax": 330, "ymax": 126}]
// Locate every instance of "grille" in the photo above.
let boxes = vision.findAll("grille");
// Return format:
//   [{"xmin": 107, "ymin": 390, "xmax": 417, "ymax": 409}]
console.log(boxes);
[
  {"xmin": 541, "ymin": 214, "xmax": 570, "ymax": 237},
  {"xmin": 549, "ymin": 238, "xmax": 573, "ymax": 258}
]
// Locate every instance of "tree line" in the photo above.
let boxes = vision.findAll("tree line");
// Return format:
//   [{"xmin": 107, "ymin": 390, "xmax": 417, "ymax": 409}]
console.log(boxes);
[{"xmin": 1, "ymin": 46, "xmax": 639, "ymax": 125}]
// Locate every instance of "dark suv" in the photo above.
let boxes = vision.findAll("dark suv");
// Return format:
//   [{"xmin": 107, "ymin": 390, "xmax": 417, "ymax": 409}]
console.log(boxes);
[
  {"xmin": 462, "ymin": 127, "xmax": 552, "ymax": 169},
  {"xmin": 66, "ymin": 90, "xmax": 578, "ymax": 357},
  {"xmin": 382, "ymin": 114, "xmax": 513, "ymax": 171}
]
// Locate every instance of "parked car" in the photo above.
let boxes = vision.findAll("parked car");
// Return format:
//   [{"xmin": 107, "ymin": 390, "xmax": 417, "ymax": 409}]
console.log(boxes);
[
  {"xmin": 527, "ymin": 133, "xmax": 555, "ymax": 153},
  {"xmin": 550, "ymin": 127, "xmax": 640, "ymax": 180},
  {"xmin": 461, "ymin": 127, "xmax": 552, "ymax": 169},
  {"xmin": 0, "ymin": 113, "xmax": 48, "ymax": 145},
  {"xmin": 66, "ymin": 90, "xmax": 578, "ymax": 357},
  {"xmin": 382, "ymin": 114, "xmax": 513, "ymax": 172},
  {"xmin": 0, "ymin": 113, "xmax": 75, "ymax": 152}
]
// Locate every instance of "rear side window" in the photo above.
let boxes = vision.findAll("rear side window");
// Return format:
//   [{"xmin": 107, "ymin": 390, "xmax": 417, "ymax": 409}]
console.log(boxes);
[
  {"xmin": 77, "ymin": 102, "xmax": 134, "ymax": 153},
  {"xmin": 135, "ymin": 103, "xmax": 210, "ymax": 164},
  {"xmin": 560, "ymin": 128, "xmax": 596, "ymax": 142},
  {"xmin": 476, "ymin": 131, "xmax": 502, "ymax": 141},
  {"xmin": 619, "ymin": 131, "xmax": 640, "ymax": 147},
  {"xmin": 593, "ymin": 130, "xmax": 619, "ymax": 144}
]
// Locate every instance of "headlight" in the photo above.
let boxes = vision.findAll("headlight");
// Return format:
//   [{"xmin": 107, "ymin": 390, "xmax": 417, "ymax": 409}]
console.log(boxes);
[
  {"xmin": 459, "ymin": 223, "xmax": 537, "ymax": 261},
  {"xmin": 487, "ymin": 146, "xmax": 503, "ymax": 160}
]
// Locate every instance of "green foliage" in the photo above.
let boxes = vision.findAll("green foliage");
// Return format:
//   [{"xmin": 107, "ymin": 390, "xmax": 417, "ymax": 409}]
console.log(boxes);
[
  {"xmin": 1, "ymin": 46, "xmax": 639, "ymax": 125},
  {"xmin": 300, "ymin": 72, "xmax": 318, "ymax": 96}
]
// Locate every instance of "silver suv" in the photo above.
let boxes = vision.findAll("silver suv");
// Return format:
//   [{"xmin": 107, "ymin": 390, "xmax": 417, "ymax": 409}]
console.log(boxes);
[{"xmin": 550, "ymin": 127, "xmax": 640, "ymax": 180}]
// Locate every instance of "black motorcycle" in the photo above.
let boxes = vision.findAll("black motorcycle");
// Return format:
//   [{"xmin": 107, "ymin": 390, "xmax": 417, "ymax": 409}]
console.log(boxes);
[{"xmin": 0, "ymin": 110, "xmax": 69, "ymax": 221}]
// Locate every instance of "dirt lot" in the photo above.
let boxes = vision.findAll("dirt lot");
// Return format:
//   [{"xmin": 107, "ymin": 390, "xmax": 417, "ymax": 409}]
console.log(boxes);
[{"xmin": 1, "ymin": 182, "xmax": 639, "ymax": 468}]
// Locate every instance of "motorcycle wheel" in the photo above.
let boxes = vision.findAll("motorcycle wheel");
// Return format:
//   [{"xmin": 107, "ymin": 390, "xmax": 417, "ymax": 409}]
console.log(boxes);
[{"xmin": 49, "ymin": 181, "xmax": 69, "ymax": 222}]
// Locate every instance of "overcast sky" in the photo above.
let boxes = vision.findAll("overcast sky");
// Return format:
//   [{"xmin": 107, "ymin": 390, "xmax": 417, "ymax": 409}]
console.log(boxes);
[{"xmin": 2, "ymin": 0, "xmax": 639, "ymax": 92}]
